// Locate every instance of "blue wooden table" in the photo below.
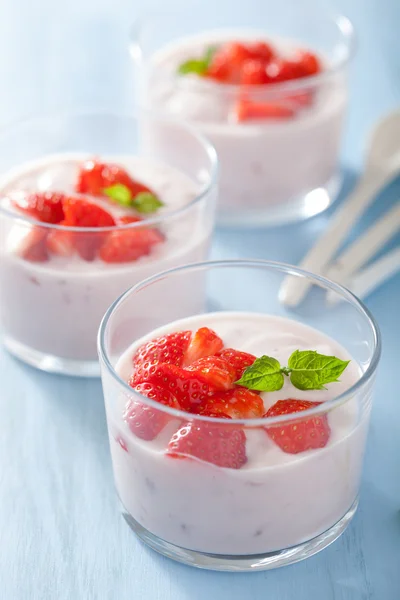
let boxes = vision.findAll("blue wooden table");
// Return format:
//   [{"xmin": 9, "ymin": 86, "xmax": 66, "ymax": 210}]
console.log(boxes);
[{"xmin": 0, "ymin": 1, "xmax": 399, "ymax": 598}]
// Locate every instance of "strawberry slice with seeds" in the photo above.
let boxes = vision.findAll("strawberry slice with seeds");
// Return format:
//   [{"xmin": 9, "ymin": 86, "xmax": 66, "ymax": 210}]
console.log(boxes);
[
  {"xmin": 215, "ymin": 348, "xmax": 257, "ymax": 380},
  {"xmin": 17, "ymin": 227, "xmax": 49, "ymax": 262},
  {"xmin": 264, "ymin": 399, "xmax": 331, "ymax": 454},
  {"xmin": 183, "ymin": 327, "xmax": 224, "ymax": 366},
  {"xmin": 133, "ymin": 363, "xmax": 215, "ymax": 412},
  {"xmin": 236, "ymin": 99, "xmax": 295, "ymax": 122},
  {"xmin": 10, "ymin": 190, "xmax": 65, "ymax": 224},
  {"xmin": 185, "ymin": 356, "xmax": 236, "ymax": 390},
  {"xmin": 99, "ymin": 225, "xmax": 164, "ymax": 263},
  {"xmin": 76, "ymin": 159, "xmax": 152, "ymax": 198},
  {"xmin": 199, "ymin": 388, "xmax": 264, "ymax": 419},
  {"xmin": 131, "ymin": 331, "xmax": 192, "ymax": 385},
  {"xmin": 167, "ymin": 419, "xmax": 247, "ymax": 469},
  {"xmin": 62, "ymin": 197, "xmax": 116, "ymax": 227},
  {"xmin": 125, "ymin": 383, "xmax": 180, "ymax": 441}
]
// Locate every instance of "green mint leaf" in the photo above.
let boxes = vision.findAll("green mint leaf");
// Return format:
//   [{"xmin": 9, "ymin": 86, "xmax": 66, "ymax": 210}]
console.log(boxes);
[
  {"xmin": 178, "ymin": 45, "xmax": 217, "ymax": 76},
  {"xmin": 104, "ymin": 183, "xmax": 132, "ymax": 206},
  {"xmin": 132, "ymin": 192, "xmax": 164, "ymax": 214},
  {"xmin": 288, "ymin": 350, "xmax": 350, "ymax": 391},
  {"xmin": 235, "ymin": 356, "xmax": 284, "ymax": 392}
]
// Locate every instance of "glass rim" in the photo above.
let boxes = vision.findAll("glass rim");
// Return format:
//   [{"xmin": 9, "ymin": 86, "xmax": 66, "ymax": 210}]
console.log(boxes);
[
  {"xmin": 98, "ymin": 258, "xmax": 381, "ymax": 427},
  {"xmin": 0, "ymin": 109, "xmax": 219, "ymax": 233},
  {"xmin": 130, "ymin": 12, "xmax": 356, "ymax": 96}
]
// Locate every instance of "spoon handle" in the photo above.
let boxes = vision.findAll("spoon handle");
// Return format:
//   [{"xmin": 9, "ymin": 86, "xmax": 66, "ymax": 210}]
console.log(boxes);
[{"xmin": 279, "ymin": 168, "xmax": 393, "ymax": 306}]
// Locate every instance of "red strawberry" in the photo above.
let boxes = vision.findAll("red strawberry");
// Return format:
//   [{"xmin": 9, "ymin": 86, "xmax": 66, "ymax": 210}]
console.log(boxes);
[
  {"xmin": 62, "ymin": 197, "xmax": 116, "ymax": 227},
  {"xmin": 208, "ymin": 42, "xmax": 253, "ymax": 83},
  {"xmin": 264, "ymin": 399, "xmax": 331, "ymax": 454},
  {"xmin": 76, "ymin": 159, "xmax": 152, "ymax": 198},
  {"xmin": 17, "ymin": 227, "xmax": 49, "ymax": 262},
  {"xmin": 167, "ymin": 420, "xmax": 247, "ymax": 469},
  {"xmin": 199, "ymin": 388, "xmax": 264, "ymax": 419},
  {"xmin": 133, "ymin": 363, "xmax": 215, "ymax": 412},
  {"xmin": 183, "ymin": 327, "xmax": 223, "ymax": 366},
  {"xmin": 10, "ymin": 190, "xmax": 65, "ymax": 224},
  {"xmin": 215, "ymin": 348, "xmax": 257, "ymax": 380},
  {"xmin": 46, "ymin": 222, "xmax": 74, "ymax": 257},
  {"xmin": 296, "ymin": 51, "xmax": 321, "ymax": 77},
  {"xmin": 185, "ymin": 356, "xmax": 236, "ymax": 390},
  {"xmin": 240, "ymin": 59, "xmax": 270, "ymax": 85},
  {"xmin": 99, "ymin": 225, "xmax": 163, "ymax": 263},
  {"xmin": 131, "ymin": 331, "xmax": 192, "ymax": 385},
  {"xmin": 124, "ymin": 383, "xmax": 180, "ymax": 441},
  {"xmin": 247, "ymin": 41, "xmax": 275, "ymax": 64},
  {"xmin": 236, "ymin": 99, "xmax": 295, "ymax": 122}
]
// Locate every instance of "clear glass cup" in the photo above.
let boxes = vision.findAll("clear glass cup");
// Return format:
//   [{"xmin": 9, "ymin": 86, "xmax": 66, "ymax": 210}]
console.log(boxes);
[
  {"xmin": 0, "ymin": 112, "xmax": 218, "ymax": 376},
  {"xmin": 98, "ymin": 259, "xmax": 380, "ymax": 571},
  {"xmin": 131, "ymin": 0, "xmax": 354, "ymax": 227}
]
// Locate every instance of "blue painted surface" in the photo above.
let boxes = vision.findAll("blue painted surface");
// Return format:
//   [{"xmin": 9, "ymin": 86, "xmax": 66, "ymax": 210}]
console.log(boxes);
[{"xmin": 0, "ymin": 0, "xmax": 399, "ymax": 598}]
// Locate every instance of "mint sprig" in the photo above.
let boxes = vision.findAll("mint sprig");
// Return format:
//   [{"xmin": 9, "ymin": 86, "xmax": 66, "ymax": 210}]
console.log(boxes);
[
  {"xmin": 103, "ymin": 184, "xmax": 164, "ymax": 214},
  {"xmin": 178, "ymin": 46, "xmax": 217, "ymax": 76},
  {"xmin": 236, "ymin": 350, "xmax": 350, "ymax": 393}
]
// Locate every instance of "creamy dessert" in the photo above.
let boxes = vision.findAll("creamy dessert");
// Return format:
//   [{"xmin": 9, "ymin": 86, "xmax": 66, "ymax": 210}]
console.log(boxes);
[
  {"xmin": 106, "ymin": 311, "xmax": 368, "ymax": 556},
  {"xmin": 0, "ymin": 154, "xmax": 212, "ymax": 366},
  {"xmin": 140, "ymin": 32, "xmax": 347, "ymax": 224}
]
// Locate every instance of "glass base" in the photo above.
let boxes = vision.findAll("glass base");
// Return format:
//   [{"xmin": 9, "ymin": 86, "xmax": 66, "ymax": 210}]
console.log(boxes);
[
  {"xmin": 122, "ymin": 497, "xmax": 358, "ymax": 572},
  {"xmin": 2, "ymin": 335, "xmax": 100, "ymax": 377},
  {"xmin": 217, "ymin": 173, "xmax": 342, "ymax": 228}
]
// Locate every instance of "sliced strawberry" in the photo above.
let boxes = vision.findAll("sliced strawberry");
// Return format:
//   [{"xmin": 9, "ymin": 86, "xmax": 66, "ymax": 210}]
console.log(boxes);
[
  {"xmin": 208, "ymin": 42, "xmax": 252, "ymax": 83},
  {"xmin": 183, "ymin": 327, "xmax": 224, "ymax": 366},
  {"xmin": 99, "ymin": 225, "xmax": 164, "ymax": 263},
  {"xmin": 17, "ymin": 227, "xmax": 49, "ymax": 262},
  {"xmin": 133, "ymin": 363, "xmax": 215, "ymax": 412},
  {"xmin": 185, "ymin": 356, "xmax": 236, "ymax": 390},
  {"xmin": 62, "ymin": 197, "xmax": 115, "ymax": 227},
  {"xmin": 118, "ymin": 215, "xmax": 143, "ymax": 225},
  {"xmin": 264, "ymin": 399, "xmax": 331, "ymax": 454},
  {"xmin": 124, "ymin": 383, "xmax": 180, "ymax": 441},
  {"xmin": 76, "ymin": 159, "xmax": 152, "ymax": 198},
  {"xmin": 131, "ymin": 331, "xmax": 192, "ymax": 385},
  {"xmin": 215, "ymin": 348, "xmax": 257, "ymax": 380},
  {"xmin": 247, "ymin": 41, "xmax": 275, "ymax": 64},
  {"xmin": 10, "ymin": 190, "xmax": 65, "ymax": 224},
  {"xmin": 296, "ymin": 51, "xmax": 321, "ymax": 77},
  {"xmin": 236, "ymin": 99, "xmax": 295, "ymax": 122},
  {"xmin": 46, "ymin": 222, "xmax": 75, "ymax": 257},
  {"xmin": 240, "ymin": 59, "xmax": 270, "ymax": 85},
  {"xmin": 167, "ymin": 420, "xmax": 247, "ymax": 469},
  {"xmin": 199, "ymin": 388, "xmax": 264, "ymax": 419}
]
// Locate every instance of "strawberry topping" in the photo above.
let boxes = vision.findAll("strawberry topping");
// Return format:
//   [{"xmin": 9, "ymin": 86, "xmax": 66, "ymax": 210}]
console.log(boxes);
[
  {"xmin": 124, "ymin": 383, "xmax": 180, "ymax": 441},
  {"xmin": 76, "ymin": 159, "xmax": 152, "ymax": 199},
  {"xmin": 215, "ymin": 348, "xmax": 257, "ymax": 380},
  {"xmin": 17, "ymin": 228, "xmax": 49, "ymax": 262},
  {"xmin": 199, "ymin": 388, "xmax": 264, "ymax": 419},
  {"xmin": 183, "ymin": 327, "xmax": 224, "ymax": 366},
  {"xmin": 10, "ymin": 191, "xmax": 65, "ymax": 224},
  {"xmin": 185, "ymin": 355, "xmax": 236, "ymax": 390},
  {"xmin": 264, "ymin": 399, "xmax": 331, "ymax": 454},
  {"xmin": 131, "ymin": 331, "xmax": 192, "ymax": 385},
  {"xmin": 98, "ymin": 225, "xmax": 163, "ymax": 263}
]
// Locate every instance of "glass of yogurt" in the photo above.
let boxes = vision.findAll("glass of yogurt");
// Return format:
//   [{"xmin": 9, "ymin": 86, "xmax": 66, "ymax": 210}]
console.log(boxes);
[
  {"xmin": 98, "ymin": 259, "xmax": 380, "ymax": 571},
  {"xmin": 0, "ymin": 112, "xmax": 217, "ymax": 376},
  {"xmin": 131, "ymin": 0, "xmax": 354, "ymax": 226}
]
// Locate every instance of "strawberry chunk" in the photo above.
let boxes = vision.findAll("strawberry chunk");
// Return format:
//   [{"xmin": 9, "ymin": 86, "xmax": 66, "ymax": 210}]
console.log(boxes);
[
  {"xmin": 296, "ymin": 50, "xmax": 321, "ymax": 77},
  {"xmin": 264, "ymin": 399, "xmax": 331, "ymax": 454},
  {"xmin": 62, "ymin": 197, "xmax": 116, "ymax": 227},
  {"xmin": 167, "ymin": 420, "xmax": 247, "ymax": 469},
  {"xmin": 133, "ymin": 363, "xmax": 215, "ymax": 412},
  {"xmin": 183, "ymin": 327, "xmax": 224, "ymax": 366},
  {"xmin": 236, "ymin": 99, "xmax": 295, "ymax": 122},
  {"xmin": 99, "ymin": 225, "xmax": 164, "ymax": 263},
  {"xmin": 17, "ymin": 227, "xmax": 49, "ymax": 262},
  {"xmin": 131, "ymin": 331, "xmax": 192, "ymax": 385},
  {"xmin": 199, "ymin": 388, "xmax": 264, "ymax": 419},
  {"xmin": 215, "ymin": 348, "xmax": 257, "ymax": 380},
  {"xmin": 240, "ymin": 59, "xmax": 270, "ymax": 85},
  {"xmin": 247, "ymin": 41, "xmax": 275, "ymax": 63},
  {"xmin": 76, "ymin": 160, "xmax": 152, "ymax": 198},
  {"xmin": 10, "ymin": 191, "xmax": 65, "ymax": 224},
  {"xmin": 46, "ymin": 222, "xmax": 75, "ymax": 257},
  {"xmin": 208, "ymin": 42, "xmax": 252, "ymax": 83},
  {"xmin": 125, "ymin": 383, "xmax": 180, "ymax": 441},
  {"xmin": 185, "ymin": 356, "xmax": 236, "ymax": 391}
]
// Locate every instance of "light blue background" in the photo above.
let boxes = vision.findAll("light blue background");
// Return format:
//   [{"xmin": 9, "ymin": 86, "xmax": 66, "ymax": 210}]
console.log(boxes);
[{"xmin": 0, "ymin": 1, "xmax": 399, "ymax": 598}]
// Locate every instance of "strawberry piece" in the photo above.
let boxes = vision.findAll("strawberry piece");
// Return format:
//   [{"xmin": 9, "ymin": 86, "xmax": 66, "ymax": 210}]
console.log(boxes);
[
  {"xmin": 248, "ymin": 41, "xmax": 275, "ymax": 64},
  {"xmin": 183, "ymin": 327, "xmax": 224, "ymax": 366},
  {"xmin": 215, "ymin": 348, "xmax": 257, "ymax": 380},
  {"xmin": 185, "ymin": 356, "xmax": 236, "ymax": 390},
  {"xmin": 133, "ymin": 363, "xmax": 215, "ymax": 412},
  {"xmin": 240, "ymin": 59, "xmax": 270, "ymax": 85},
  {"xmin": 99, "ymin": 225, "xmax": 164, "ymax": 263},
  {"xmin": 62, "ymin": 197, "xmax": 115, "ymax": 227},
  {"xmin": 208, "ymin": 42, "xmax": 252, "ymax": 83},
  {"xmin": 236, "ymin": 99, "xmax": 295, "ymax": 122},
  {"xmin": 266, "ymin": 58, "xmax": 305, "ymax": 83},
  {"xmin": 296, "ymin": 51, "xmax": 321, "ymax": 77},
  {"xmin": 46, "ymin": 222, "xmax": 75, "ymax": 257},
  {"xmin": 131, "ymin": 331, "xmax": 192, "ymax": 385},
  {"xmin": 124, "ymin": 383, "xmax": 180, "ymax": 441},
  {"xmin": 17, "ymin": 227, "xmax": 49, "ymax": 262},
  {"xmin": 199, "ymin": 388, "xmax": 264, "ymax": 419},
  {"xmin": 10, "ymin": 191, "xmax": 65, "ymax": 224},
  {"xmin": 76, "ymin": 160, "xmax": 152, "ymax": 198},
  {"xmin": 264, "ymin": 399, "xmax": 331, "ymax": 454},
  {"xmin": 167, "ymin": 420, "xmax": 247, "ymax": 469}
]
